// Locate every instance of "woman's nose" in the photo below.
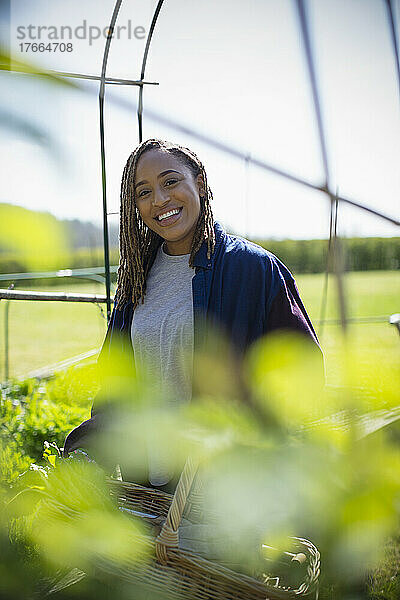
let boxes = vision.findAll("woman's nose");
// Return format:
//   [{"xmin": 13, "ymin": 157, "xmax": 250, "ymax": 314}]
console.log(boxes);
[{"xmin": 152, "ymin": 187, "xmax": 170, "ymax": 207}]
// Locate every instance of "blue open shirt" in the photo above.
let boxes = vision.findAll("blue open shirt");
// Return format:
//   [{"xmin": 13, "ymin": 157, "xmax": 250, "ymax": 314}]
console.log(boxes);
[
  {"xmin": 98, "ymin": 220, "xmax": 321, "ymax": 366},
  {"xmin": 64, "ymin": 220, "xmax": 323, "ymax": 458}
]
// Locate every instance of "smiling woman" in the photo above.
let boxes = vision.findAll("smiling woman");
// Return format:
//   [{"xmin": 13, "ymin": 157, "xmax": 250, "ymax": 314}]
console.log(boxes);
[
  {"xmin": 115, "ymin": 139, "xmax": 215, "ymax": 313},
  {"xmin": 64, "ymin": 138, "xmax": 324, "ymax": 488}
]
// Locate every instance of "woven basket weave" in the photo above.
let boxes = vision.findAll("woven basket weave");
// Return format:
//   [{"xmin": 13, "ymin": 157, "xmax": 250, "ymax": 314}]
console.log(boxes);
[
  {"xmin": 44, "ymin": 457, "xmax": 320, "ymax": 599},
  {"xmin": 103, "ymin": 457, "xmax": 321, "ymax": 599}
]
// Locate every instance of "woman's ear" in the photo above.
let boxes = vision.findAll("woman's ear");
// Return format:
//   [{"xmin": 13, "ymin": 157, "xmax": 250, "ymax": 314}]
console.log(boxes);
[{"xmin": 196, "ymin": 173, "xmax": 206, "ymax": 198}]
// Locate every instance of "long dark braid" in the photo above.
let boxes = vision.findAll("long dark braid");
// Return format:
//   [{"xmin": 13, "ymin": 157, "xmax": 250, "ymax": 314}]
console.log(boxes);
[{"xmin": 115, "ymin": 139, "xmax": 215, "ymax": 310}]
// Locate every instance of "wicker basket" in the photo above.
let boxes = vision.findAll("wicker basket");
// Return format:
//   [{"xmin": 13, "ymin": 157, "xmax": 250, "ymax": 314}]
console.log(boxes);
[
  {"xmin": 103, "ymin": 457, "xmax": 321, "ymax": 599},
  {"xmin": 44, "ymin": 457, "xmax": 320, "ymax": 599}
]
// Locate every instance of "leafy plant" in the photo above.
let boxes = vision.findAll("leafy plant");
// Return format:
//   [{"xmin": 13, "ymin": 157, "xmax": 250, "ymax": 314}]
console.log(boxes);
[{"xmin": 0, "ymin": 364, "xmax": 95, "ymax": 479}]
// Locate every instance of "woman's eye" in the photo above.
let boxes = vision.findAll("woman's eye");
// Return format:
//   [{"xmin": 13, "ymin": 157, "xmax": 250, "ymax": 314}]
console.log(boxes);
[
  {"xmin": 138, "ymin": 189, "xmax": 150, "ymax": 198},
  {"xmin": 165, "ymin": 178, "xmax": 178, "ymax": 186}
]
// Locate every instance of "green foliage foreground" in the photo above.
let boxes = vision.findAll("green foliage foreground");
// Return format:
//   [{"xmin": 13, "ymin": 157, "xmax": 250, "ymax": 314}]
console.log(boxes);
[{"xmin": 1, "ymin": 330, "xmax": 400, "ymax": 599}]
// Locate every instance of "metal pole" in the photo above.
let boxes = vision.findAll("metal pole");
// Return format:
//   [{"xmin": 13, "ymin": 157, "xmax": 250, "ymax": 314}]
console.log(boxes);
[
  {"xmin": 331, "ymin": 193, "xmax": 347, "ymax": 334},
  {"xmin": 99, "ymin": 106, "xmax": 112, "ymax": 323},
  {"xmin": 389, "ymin": 313, "xmax": 400, "ymax": 336},
  {"xmin": 4, "ymin": 299, "xmax": 9, "ymax": 380},
  {"xmin": 0, "ymin": 289, "xmax": 110, "ymax": 302},
  {"xmin": 7, "ymin": 67, "xmax": 158, "ymax": 87},
  {"xmin": 99, "ymin": 0, "xmax": 123, "ymax": 322},
  {"xmin": 3, "ymin": 283, "xmax": 14, "ymax": 381},
  {"xmin": 138, "ymin": 0, "xmax": 166, "ymax": 142},
  {"xmin": 318, "ymin": 197, "xmax": 335, "ymax": 338},
  {"xmin": 385, "ymin": 0, "xmax": 400, "ymax": 102}
]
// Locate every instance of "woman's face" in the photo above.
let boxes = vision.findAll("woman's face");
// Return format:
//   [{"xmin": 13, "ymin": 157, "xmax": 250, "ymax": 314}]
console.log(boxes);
[{"xmin": 134, "ymin": 148, "xmax": 204, "ymax": 255}]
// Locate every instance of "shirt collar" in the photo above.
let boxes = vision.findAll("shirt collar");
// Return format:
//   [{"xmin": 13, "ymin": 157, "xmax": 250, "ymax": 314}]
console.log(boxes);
[{"xmin": 193, "ymin": 220, "xmax": 226, "ymax": 269}]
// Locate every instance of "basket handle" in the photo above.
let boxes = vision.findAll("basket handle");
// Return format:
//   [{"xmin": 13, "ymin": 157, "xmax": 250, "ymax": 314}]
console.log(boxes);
[{"xmin": 155, "ymin": 456, "xmax": 198, "ymax": 563}]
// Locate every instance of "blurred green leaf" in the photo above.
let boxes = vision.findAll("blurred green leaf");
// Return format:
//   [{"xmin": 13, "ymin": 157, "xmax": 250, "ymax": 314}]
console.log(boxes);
[
  {"xmin": 0, "ymin": 46, "xmax": 79, "ymax": 89},
  {"xmin": 22, "ymin": 460, "xmax": 150, "ymax": 569},
  {"xmin": 0, "ymin": 203, "xmax": 70, "ymax": 270},
  {"xmin": 244, "ymin": 331, "xmax": 326, "ymax": 428}
]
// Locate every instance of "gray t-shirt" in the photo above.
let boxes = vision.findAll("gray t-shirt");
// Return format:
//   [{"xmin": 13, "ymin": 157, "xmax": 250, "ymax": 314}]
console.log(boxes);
[{"xmin": 131, "ymin": 241, "xmax": 195, "ymax": 485}]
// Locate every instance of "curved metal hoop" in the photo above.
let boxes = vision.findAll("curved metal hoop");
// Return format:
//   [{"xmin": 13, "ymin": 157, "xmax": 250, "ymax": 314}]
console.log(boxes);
[{"xmin": 98, "ymin": 0, "xmax": 165, "ymax": 321}]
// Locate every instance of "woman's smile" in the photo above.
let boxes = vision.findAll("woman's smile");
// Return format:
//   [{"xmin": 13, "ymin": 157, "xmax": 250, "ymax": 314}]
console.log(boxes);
[{"xmin": 154, "ymin": 206, "xmax": 183, "ymax": 226}]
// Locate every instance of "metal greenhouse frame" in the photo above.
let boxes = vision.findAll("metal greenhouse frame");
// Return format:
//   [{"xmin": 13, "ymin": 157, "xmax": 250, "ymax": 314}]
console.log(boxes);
[{"xmin": 0, "ymin": 0, "xmax": 399, "ymax": 380}]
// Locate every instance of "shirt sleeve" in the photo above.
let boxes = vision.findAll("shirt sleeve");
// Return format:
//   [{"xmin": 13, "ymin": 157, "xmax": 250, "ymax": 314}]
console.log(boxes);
[
  {"xmin": 266, "ymin": 270, "xmax": 319, "ymax": 343},
  {"xmin": 265, "ymin": 256, "xmax": 325, "ymax": 381}
]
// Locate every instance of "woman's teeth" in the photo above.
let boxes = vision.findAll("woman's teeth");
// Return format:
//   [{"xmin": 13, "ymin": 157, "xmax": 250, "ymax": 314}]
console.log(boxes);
[{"xmin": 157, "ymin": 208, "xmax": 181, "ymax": 222}]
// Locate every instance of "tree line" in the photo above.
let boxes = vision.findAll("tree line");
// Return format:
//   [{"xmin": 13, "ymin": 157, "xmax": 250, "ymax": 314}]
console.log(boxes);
[
  {"xmin": 0, "ymin": 236, "xmax": 398, "ymax": 279},
  {"xmin": 255, "ymin": 236, "xmax": 400, "ymax": 273}
]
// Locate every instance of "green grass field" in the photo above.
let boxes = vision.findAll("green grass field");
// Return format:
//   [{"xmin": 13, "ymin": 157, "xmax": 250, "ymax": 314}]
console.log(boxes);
[
  {"xmin": 297, "ymin": 270, "xmax": 400, "ymax": 383},
  {"xmin": 0, "ymin": 270, "xmax": 399, "ymax": 382}
]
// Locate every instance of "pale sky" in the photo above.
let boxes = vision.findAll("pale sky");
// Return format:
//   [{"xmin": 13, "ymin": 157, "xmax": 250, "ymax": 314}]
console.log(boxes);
[{"xmin": 1, "ymin": 0, "xmax": 399, "ymax": 240}]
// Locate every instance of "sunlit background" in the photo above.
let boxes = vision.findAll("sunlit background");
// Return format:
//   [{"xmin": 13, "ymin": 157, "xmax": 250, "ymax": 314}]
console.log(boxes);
[
  {"xmin": 1, "ymin": 3, "xmax": 400, "ymax": 599},
  {"xmin": 1, "ymin": 0, "xmax": 399, "ymax": 239},
  {"xmin": 0, "ymin": 0, "xmax": 399, "ymax": 380}
]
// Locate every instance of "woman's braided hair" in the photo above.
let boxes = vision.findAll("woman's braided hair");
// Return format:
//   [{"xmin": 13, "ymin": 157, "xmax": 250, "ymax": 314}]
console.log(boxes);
[{"xmin": 115, "ymin": 139, "xmax": 215, "ymax": 310}]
